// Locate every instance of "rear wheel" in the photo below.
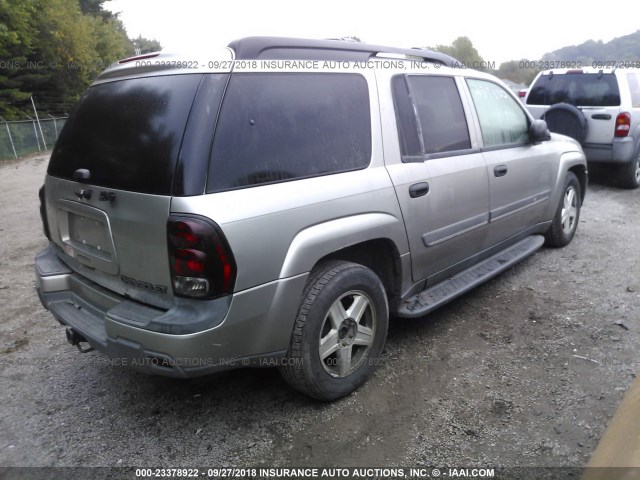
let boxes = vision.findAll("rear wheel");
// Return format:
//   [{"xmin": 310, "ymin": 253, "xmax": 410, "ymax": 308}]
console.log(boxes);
[
  {"xmin": 279, "ymin": 261, "xmax": 388, "ymax": 401},
  {"xmin": 545, "ymin": 172, "xmax": 581, "ymax": 248},
  {"xmin": 618, "ymin": 150, "xmax": 640, "ymax": 189}
]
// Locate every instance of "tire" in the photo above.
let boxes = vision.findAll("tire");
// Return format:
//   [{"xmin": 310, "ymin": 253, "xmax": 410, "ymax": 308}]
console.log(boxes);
[
  {"xmin": 279, "ymin": 261, "xmax": 389, "ymax": 401},
  {"xmin": 542, "ymin": 103, "xmax": 588, "ymax": 145},
  {"xmin": 545, "ymin": 172, "xmax": 581, "ymax": 248},
  {"xmin": 618, "ymin": 150, "xmax": 640, "ymax": 189}
]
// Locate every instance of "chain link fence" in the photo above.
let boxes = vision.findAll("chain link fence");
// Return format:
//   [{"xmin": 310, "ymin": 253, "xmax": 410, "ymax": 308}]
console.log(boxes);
[{"xmin": 0, "ymin": 116, "xmax": 68, "ymax": 161}]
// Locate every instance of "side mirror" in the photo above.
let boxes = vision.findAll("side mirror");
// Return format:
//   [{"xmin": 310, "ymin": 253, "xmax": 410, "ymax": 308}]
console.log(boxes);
[{"xmin": 529, "ymin": 119, "xmax": 551, "ymax": 143}]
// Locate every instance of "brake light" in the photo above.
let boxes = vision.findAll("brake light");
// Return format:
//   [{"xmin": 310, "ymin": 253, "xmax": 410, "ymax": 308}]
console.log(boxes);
[
  {"xmin": 518, "ymin": 89, "xmax": 527, "ymax": 98},
  {"xmin": 118, "ymin": 52, "xmax": 160, "ymax": 64},
  {"xmin": 167, "ymin": 216, "xmax": 236, "ymax": 299},
  {"xmin": 615, "ymin": 112, "xmax": 631, "ymax": 138}
]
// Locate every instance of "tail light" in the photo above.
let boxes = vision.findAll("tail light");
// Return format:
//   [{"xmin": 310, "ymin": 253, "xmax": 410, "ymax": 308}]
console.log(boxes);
[
  {"xmin": 167, "ymin": 215, "xmax": 236, "ymax": 299},
  {"xmin": 615, "ymin": 112, "xmax": 631, "ymax": 138},
  {"xmin": 38, "ymin": 185, "xmax": 51, "ymax": 240}
]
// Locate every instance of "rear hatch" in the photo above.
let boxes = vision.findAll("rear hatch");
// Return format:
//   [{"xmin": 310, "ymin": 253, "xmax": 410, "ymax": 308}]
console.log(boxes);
[
  {"xmin": 526, "ymin": 70, "xmax": 621, "ymax": 145},
  {"xmin": 44, "ymin": 73, "xmax": 206, "ymax": 309}
]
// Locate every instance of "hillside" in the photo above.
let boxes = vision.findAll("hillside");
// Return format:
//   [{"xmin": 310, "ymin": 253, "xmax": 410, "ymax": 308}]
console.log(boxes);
[{"xmin": 542, "ymin": 30, "xmax": 640, "ymax": 64}]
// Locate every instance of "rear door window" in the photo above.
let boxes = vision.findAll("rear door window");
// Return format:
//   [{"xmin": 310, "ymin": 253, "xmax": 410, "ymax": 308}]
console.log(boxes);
[
  {"xmin": 207, "ymin": 73, "xmax": 371, "ymax": 192},
  {"xmin": 48, "ymin": 74, "xmax": 204, "ymax": 195},
  {"xmin": 527, "ymin": 73, "xmax": 621, "ymax": 106},
  {"xmin": 391, "ymin": 75, "xmax": 471, "ymax": 159}
]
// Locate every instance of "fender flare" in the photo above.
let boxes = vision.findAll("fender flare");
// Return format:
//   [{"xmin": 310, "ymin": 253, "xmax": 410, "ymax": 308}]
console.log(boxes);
[{"xmin": 278, "ymin": 213, "xmax": 407, "ymax": 278}]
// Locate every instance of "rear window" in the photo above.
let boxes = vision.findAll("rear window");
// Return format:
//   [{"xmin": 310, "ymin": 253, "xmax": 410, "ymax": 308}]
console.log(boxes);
[
  {"xmin": 527, "ymin": 72, "xmax": 620, "ymax": 106},
  {"xmin": 48, "ymin": 74, "xmax": 203, "ymax": 195},
  {"xmin": 207, "ymin": 73, "xmax": 371, "ymax": 192}
]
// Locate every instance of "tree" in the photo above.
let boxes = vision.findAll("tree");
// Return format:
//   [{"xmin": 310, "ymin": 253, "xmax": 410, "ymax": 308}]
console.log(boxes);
[
  {"xmin": 0, "ymin": 0, "xmax": 160, "ymax": 119},
  {"xmin": 28, "ymin": 0, "xmax": 102, "ymax": 113},
  {"xmin": 431, "ymin": 36, "xmax": 485, "ymax": 69},
  {"xmin": 494, "ymin": 60, "xmax": 539, "ymax": 86},
  {"xmin": 132, "ymin": 35, "xmax": 162, "ymax": 55},
  {"xmin": 0, "ymin": 0, "xmax": 38, "ymax": 118},
  {"xmin": 79, "ymin": 0, "xmax": 113, "ymax": 19}
]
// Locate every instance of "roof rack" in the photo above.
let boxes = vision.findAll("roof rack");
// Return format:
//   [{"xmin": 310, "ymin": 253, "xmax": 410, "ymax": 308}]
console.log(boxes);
[{"xmin": 228, "ymin": 36, "xmax": 458, "ymax": 67}]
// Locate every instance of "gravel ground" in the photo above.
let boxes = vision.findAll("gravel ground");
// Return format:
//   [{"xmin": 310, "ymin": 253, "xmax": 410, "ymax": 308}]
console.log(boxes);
[{"xmin": 0, "ymin": 154, "xmax": 638, "ymax": 475}]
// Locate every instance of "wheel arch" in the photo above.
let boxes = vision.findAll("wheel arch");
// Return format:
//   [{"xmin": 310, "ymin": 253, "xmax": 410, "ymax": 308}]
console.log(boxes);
[
  {"xmin": 278, "ymin": 213, "xmax": 407, "ymax": 310},
  {"xmin": 319, "ymin": 239, "xmax": 403, "ymax": 310},
  {"xmin": 544, "ymin": 151, "xmax": 587, "ymax": 221},
  {"xmin": 569, "ymin": 164, "xmax": 588, "ymax": 201}
]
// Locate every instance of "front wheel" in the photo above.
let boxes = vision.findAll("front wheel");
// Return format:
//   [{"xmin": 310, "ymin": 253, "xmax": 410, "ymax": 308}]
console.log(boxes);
[
  {"xmin": 279, "ymin": 261, "xmax": 389, "ymax": 401},
  {"xmin": 545, "ymin": 171, "xmax": 582, "ymax": 248}
]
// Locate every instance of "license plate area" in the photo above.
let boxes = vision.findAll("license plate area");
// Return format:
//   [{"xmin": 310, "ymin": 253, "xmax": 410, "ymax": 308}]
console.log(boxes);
[{"xmin": 56, "ymin": 200, "xmax": 119, "ymax": 275}]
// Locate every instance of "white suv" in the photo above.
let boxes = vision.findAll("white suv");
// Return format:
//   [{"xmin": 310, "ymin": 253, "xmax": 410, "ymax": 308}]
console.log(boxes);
[{"xmin": 525, "ymin": 67, "xmax": 640, "ymax": 188}]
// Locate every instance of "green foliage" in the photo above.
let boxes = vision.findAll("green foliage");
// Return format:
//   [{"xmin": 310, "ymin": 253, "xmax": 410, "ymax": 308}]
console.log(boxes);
[
  {"xmin": 496, "ymin": 60, "xmax": 540, "ymax": 85},
  {"xmin": 0, "ymin": 0, "xmax": 159, "ymax": 119},
  {"xmin": 0, "ymin": 0, "xmax": 38, "ymax": 118},
  {"xmin": 132, "ymin": 35, "xmax": 162, "ymax": 55},
  {"xmin": 431, "ymin": 36, "xmax": 486, "ymax": 70}
]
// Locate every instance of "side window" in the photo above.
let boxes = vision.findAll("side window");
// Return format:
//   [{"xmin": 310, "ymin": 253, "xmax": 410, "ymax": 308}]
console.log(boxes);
[
  {"xmin": 627, "ymin": 73, "xmax": 640, "ymax": 108},
  {"xmin": 207, "ymin": 73, "xmax": 371, "ymax": 192},
  {"xmin": 391, "ymin": 75, "xmax": 471, "ymax": 160},
  {"xmin": 408, "ymin": 76, "xmax": 472, "ymax": 154},
  {"xmin": 467, "ymin": 79, "xmax": 529, "ymax": 147},
  {"xmin": 391, "ymin": 76, "xmax": 422, "ymax": 157}
]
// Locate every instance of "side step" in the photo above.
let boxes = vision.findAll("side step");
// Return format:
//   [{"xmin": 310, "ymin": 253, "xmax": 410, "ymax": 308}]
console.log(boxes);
[{"xmin": 397, "ymin": 235, "xmax": 545, "ymax": 318}]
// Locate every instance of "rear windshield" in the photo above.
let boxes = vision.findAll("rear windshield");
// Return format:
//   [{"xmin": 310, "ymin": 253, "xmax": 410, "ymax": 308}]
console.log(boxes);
[
  {"xmin": 48, "ymin": 74, "xmax": 203, "ymax": 195},
  {"xmin": 527, "ymin": 73, "xmax": 620, "ymax": 106}
]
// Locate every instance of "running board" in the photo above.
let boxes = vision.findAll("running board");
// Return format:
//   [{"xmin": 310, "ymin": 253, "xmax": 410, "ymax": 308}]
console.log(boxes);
[{"xmin": 397, "ymin": 235, "xmax": 545, "ymax": 318}]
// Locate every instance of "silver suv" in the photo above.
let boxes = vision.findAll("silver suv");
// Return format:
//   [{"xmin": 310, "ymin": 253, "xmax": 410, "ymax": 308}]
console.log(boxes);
[
  {"xmin": 35, "ymin": 37, "xmax": 587, "ymax": 400},
  {"xmin": 525, "ymin": 67, "xmax": 640, "ymax": 188}
]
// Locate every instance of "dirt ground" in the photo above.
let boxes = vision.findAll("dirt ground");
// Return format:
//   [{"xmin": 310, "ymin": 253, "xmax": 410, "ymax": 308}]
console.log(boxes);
[{"xmin": 0, "ymin": 154, "xmax": 638, "ymax": 475}]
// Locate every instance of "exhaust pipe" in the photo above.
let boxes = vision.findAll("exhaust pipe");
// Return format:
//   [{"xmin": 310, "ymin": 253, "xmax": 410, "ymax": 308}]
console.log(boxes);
[{"xmin": 65, "ymin": 327, "xmax": 94, "ymax": 353}]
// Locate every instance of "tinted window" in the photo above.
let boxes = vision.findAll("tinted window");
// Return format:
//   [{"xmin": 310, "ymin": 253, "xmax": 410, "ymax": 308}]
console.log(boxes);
[
  {"xmin": 391, "ymin": 76, "xmax": 422, "ymax": 157},
  {"xmin": 527, "ymin": 73, "xmax": 621, "ymax": 106},
  {"xmin": 408, "ymin": 76, "xmax": 471, "ymax": 154},
  {"xmin": 49, "ymin": 75, "xmax": 203, "ymax": 195},
  {"xmin": 207, "ymin": 73, "xmax": 371, "ymax": 192},
  {"xmin": 467, "ymin": 79, "xmax": 529, "ymax": 147}
]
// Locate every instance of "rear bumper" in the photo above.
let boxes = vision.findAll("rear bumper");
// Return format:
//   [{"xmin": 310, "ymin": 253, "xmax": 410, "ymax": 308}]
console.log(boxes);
[
  {"xmin": 583, "ymin": 137, "xmax": 636, "ymax": 164},
  {"xmin": 35, "ymin": 244, "xmax": 306, "ymax": 378}
]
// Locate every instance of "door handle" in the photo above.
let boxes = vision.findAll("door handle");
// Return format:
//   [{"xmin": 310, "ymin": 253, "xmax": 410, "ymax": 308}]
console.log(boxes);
[
  {"xmin": 591, "ymin": 114, "xmax": 611, "ymax": 120},
  {"xmin": 494, "ymin": 165, "xmax": 508, "ymax": 177},
  {"xmin": 409, "ymin": 182, "xmax": 430, "ymax": 198}
]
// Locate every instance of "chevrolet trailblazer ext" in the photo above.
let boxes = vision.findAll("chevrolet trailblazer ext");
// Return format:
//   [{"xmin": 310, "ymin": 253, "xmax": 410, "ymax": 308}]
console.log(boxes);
[{"xmin": 35, "ymin": 37, "xmax": 587, "ymax": 400}]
